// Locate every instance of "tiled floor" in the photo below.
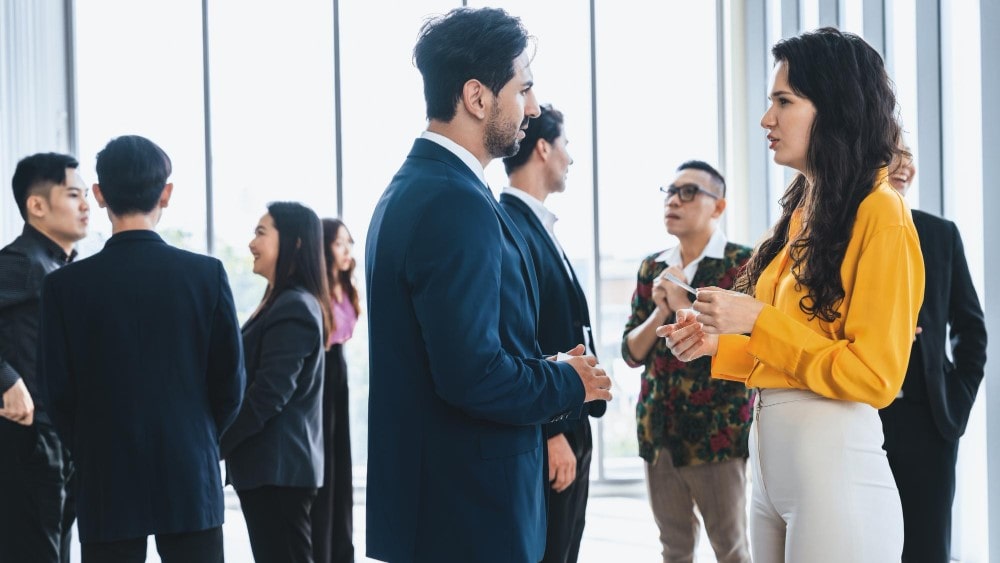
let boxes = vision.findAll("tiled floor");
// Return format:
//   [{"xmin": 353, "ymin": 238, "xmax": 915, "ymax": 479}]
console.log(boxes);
[{"xmin": 70, "ymin": 481, "xmax": 726, "ymax": 562}]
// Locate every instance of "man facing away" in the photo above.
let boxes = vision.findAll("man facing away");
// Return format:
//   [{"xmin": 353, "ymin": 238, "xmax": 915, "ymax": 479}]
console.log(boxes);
[
  {"xmin": 500, "ymin": 104, "xmax": 606, "ymax": 563},
  {"xmin": 622, "ymin": 161, "xmax": 753, "ymax": 563},
  {"xmin": 38, "ymin": 135, "xmax": 245, "ymax": 563},
  {"xmin": 0, "ymin": 152, "xmax": 88, "ymax": 563},
  {"xmin": 365, "ymin": 8, "xmax": 612, "ymax": 563},
  {"xmin": 880, "ymin": 145, "xmax": 987, "ymax": 562}
]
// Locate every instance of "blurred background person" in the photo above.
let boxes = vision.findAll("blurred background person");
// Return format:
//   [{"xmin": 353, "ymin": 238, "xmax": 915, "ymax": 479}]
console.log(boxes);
[
  {"xmin": 660, "ymin": 28, "xmax": 924, "ymax": 561},
  {"xmin": 500, "ymin": 104, "xmax": 606, "ymax": 563},
  {"xmin": 622, "ymin": 160, "xmax": 752, "ymax": 563},
  {"xmin": 221, "ymin": 201, "xmax": 332, "ymax": 563},
  {"xmin": 39, "ymin": 135, "xmax": 245, "ymax": 563},
  {"xmin": 0, "ymin": 152, "xmax": 88, "ymax": 563},
  {"xmin": 881, "ymin": 141, "xmax": 987, "ymax": 562},
  {"xmin": 313, "ymin": 218, "xmax": 361, "ymax": 563}
]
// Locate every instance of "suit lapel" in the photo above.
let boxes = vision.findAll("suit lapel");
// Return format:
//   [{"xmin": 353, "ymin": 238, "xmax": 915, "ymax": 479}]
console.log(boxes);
[{"xmin": 500, "ymin": 193, "xmax": 592, "ymax": 348}]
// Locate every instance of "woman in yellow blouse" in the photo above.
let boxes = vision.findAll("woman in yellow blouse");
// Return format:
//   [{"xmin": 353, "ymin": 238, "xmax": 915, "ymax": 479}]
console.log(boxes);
[{"xmin": 659, "ymin": 28, "xmax": 924, "ymax": 562}]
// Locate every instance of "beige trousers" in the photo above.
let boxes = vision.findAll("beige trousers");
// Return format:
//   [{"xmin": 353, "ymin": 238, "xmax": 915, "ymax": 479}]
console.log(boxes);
[{"xmin": 644, "ymin": 450, "xmax": 751, "ymax": 563}]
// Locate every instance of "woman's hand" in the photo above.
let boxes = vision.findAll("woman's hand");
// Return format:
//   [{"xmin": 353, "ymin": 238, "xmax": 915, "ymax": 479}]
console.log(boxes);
[
  {"xmin": 692, "ymin": 287, "xmax": 765, "ymax": 335},
  {"xmin": 655, "ymin": 309, "xmax": 719, "ymax": 361}
]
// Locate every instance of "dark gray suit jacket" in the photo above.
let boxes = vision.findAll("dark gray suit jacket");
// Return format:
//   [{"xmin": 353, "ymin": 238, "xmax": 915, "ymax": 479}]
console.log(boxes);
[
  {"xmin": 220, "ymin": 286, "xmax": 325, "ymax": 490},
  {"xmin": 39, "ymin": 230, "xmax": 245, "ymax": 542},
  {"xmin": 906, "ymin": 210, "xmax": 987, "ymax": 441}
]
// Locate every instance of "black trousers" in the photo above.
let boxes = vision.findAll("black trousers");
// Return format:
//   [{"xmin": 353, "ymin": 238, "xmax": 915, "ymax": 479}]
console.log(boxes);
[
  {"xmin": 80, "ymin": 526, "xmax": 223, "ymax": 563},
  {"xmin": 0, "ymin": 420, "xmax": 75, "ymax": 563},
  {"xmin": 311, "ymin": 344, "xmax": 355, "ymax": 563},
  {"xmin": 239, "ymin": 485, "xmax": 317, "ymax": 563},
  {"xmin": 881, "ymin": 398, "xmax": 959, "ymax": 563},
  {"xmin": 541, "ymin": 417, "xmax": 593, "ymax": 563}
]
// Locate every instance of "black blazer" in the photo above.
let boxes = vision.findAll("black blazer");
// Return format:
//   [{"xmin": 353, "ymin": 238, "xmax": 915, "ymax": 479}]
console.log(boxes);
[
  {"xmin": 38, "ymin": 230, "xmax": 245, "ymax": 543},
  {"xmin": 500, "ymin": 192, "xmax": 607, "ymax": 439},
  {"xmin": 908, "ymin": 210, "xmax": 987, "ymax": 440},
  {"xmin": 220, "ymin": 286, "xmax": 325, "ymax": 490}
]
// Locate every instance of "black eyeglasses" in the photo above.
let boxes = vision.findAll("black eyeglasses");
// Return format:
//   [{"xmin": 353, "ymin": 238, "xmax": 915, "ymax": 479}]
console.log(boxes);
[{"xmin": 659, "ymin": 183, "xmax": 720, "ymax": 203}]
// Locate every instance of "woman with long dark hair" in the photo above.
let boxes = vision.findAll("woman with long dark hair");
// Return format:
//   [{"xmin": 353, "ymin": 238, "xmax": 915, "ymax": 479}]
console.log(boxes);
[
  {"xmin": 311, "ymin": 218, "xmax": 360, "ymax": 563},
  {"xmin": 659, "ymin": 28, "xmax": 924, "ymax": 560},
  {"xmin": 220, "ymin": 201, "xmax": 332, "ymax": 563}
]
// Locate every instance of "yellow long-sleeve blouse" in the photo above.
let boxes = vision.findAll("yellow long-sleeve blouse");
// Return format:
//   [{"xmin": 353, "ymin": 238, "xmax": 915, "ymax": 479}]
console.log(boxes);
[{"xmin": 712, "ymin": 169, "xmax": 925, "ymax": 408}]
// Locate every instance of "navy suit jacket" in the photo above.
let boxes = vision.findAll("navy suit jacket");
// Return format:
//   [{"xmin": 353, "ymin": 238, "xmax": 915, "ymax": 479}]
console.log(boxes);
[
  {"xmin": 499, "ymin": 192, "xmax": 607, "ymax": 440},
  {"xmin": 905, "ymin": 210, "xmax": 987, "ymax": 440},
  {"xmin": 38, "ymin": 230, "xmax": 245, "ymax": 543},
  {"xmin": 220, "ymin": 286, "xmax": 325, "ymax": 490},
  {"xmin": 365, "ymin": 138, "xmax": 586, "ymax": 563}
]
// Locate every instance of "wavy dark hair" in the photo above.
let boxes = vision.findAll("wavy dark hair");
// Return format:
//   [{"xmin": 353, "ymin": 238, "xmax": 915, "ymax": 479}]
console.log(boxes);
[
  {"xmin": 259, "ymin": 202, "xmax": 332, "ymax": 347},
  {"xmin": 322, "ymin": 218, "xmax": 361, "ymax": 327},
  {"xmin": 734, "ymin": 27, "xmax": 901, "ymax": 323}
]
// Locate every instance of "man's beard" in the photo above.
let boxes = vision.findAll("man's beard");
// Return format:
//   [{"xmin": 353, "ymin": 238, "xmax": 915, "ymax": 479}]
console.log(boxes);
[{"xmin": 484, "ymin": 105, "xmax": 527, "ymax": 159}]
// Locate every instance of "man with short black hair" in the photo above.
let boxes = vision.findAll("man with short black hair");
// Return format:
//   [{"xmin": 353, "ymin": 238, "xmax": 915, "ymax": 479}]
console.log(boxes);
[
  {"xmin": 0, "ymin": 152, "xmax": 88, "ymax": 563},
  {"xmin": 366, "ymin": 8, "xmax": 612, "ymax": 563},
  {"xmin": 622, "ymin": 160, "xmax": 752, "ymax": 563},
  {"xmin": 38, "ymin": 135, "xmax": 245, "ymax": 563},
  {"xmin": 501, "ymin": 104, "xmax": 604, "ymax": 563}
]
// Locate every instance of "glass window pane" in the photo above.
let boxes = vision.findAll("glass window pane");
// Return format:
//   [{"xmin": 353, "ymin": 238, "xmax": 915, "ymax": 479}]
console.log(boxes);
[
  {"xmin": 339, "ymin": 0, "xmax": 456, "ymax": 470},
  {"xmin": 207, "ymin": 1, "xmax": 337, "ymax": 321},
  {"xmin": 595, "ymin": 2, "xmax": 720, "ymax": 479},
  {"xmin": 75, "ymin": 0, "xmax": 206, "ymax": 256}
]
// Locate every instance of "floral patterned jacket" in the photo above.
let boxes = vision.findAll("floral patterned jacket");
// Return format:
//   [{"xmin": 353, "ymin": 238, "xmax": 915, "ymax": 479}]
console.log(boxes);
[{"xmin": 621, "ymin": 242, "xmax": 754, "ymax": 467}]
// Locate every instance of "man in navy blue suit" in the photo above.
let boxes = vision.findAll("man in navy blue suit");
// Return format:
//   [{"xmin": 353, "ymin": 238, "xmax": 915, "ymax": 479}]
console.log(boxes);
[
  {"xmin": 38, "ymin": 135, "xmax": 245, "ymax": 563},
  {"xmin": 500, "ymin": 105, "xmax": 606, "ymax": 563},
  {"xmin": 365, "ymin": 8, "xmax": 612, "ymax": 563}
]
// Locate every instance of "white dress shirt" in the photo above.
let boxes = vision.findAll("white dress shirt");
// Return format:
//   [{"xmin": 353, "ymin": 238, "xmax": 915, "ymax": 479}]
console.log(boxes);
[
  {"xmin": 420, "ymin": 131, "xmax": 488, "ymax": 187},
  {"xmin": 654, "ymin": 227, "xmax": 729, "ymax": 283}
]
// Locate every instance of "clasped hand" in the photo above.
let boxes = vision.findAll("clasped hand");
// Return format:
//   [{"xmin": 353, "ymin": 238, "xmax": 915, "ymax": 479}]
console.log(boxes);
[
  {"xmin": 655, "ymin": 287, "xmax": 764, "ymax": 362},
  {"xmin": 549, "ymin": 344, "xmax": 612, "ymax": 402}
]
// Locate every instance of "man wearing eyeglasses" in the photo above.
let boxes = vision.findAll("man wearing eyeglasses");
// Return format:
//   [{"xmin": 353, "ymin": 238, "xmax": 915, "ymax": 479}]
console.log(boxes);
[{"xmin": 621, "ymin": 160, "xmax": 753, "ymax": 563}]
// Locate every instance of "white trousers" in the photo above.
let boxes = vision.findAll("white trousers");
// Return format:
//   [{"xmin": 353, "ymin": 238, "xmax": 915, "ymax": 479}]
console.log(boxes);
[{"xmin": 749, "ymin": 388, "xmax": 903, "ymax": 562}]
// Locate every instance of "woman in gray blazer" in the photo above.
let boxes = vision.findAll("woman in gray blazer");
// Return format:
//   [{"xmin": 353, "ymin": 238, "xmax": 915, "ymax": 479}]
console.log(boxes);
[{"xmin": 220, "ymin": 201, "xmax": 332, "ymax": 563}]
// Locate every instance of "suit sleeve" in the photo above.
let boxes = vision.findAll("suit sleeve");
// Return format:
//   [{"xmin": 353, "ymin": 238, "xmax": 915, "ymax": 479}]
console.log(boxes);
[
  {"xmin": 0, "ymin": 253, "xmax": 30, "ymax": 392},
  {"xmin": 36, "ymin": 275, "xmax": 75, "ymax": 447},
  {"xmin": 220, "ymin": 296, "xmax": 317, "ymax": 457},
  {"xmin": 946, "ymin": 222, "xmax": 987, "ymax": 409},
  {"xmin": 406, "ymin": 187, "xmax": 584, "ymax": 426},
  {"xmin": 206, "ymin": 261, "xmax": 246, "ymax": 437}
]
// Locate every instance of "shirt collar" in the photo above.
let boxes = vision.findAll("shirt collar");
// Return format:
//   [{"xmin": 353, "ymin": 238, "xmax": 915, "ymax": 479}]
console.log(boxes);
[
  {"xmin": 22, "ymin": 223, "xmax": 76, "ymax": 264},
  {"xmin": 420, "ymin": 131, "xmax": 488, "ymax": 187},
  {"xmin": 501, "ymin": 186, "xmax": 558, "ymax": 230},
  {"xmin": 655, "ymin": 227, "xmax": 728, "ymax": 265}
]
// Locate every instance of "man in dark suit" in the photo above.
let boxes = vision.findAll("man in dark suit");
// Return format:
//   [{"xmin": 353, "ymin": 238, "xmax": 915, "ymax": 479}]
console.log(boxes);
[
  {"xmin": 880, "ymin": 146, "xmax": 987, "ymax": 562},
  {"xmin": 38, "ymin": 135, "xmax": 246, "ymax": 563},
  {"xmin": 500, "ymin": 105, "xmax": 606, "ymax": 563},
  {"xmin": 0, "ymin": 152, "xmax": 88, "ymax": 563},
  {"xmin": 365, "ymin": 8, "xmax": 612, "ymax": 563}
]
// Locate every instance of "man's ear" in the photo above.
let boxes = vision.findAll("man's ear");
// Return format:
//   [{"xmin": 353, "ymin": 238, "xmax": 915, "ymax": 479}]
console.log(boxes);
[
  {"xmin": 25, "ymin": 192, "xmax": 49, "ymax": 220},
  {"xmin": 92, "ymin": 184, "xmax": 108, "ymax": 209},
  {"xmin": 712, "ymin": 196, "xmax": 727, "ymax": 218},
  {"xmin": 461, "ymin": 79, "xmax": 489, "ymax": 120},
  {"xmin": 535, "ymin": 139, "xmax": 551, "ymax": 162},
  {"xmin": 159, "ymin": 183, "xmax": 174, "ymax": 209}
]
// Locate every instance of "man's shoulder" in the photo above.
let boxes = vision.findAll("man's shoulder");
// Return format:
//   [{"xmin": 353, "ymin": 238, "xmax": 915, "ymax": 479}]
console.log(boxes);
[
  {"xmin": 911, "ymin": 208, "xmax": 954, "ymax": 233},
  {"xmin": 723, "ymin": 242, "xmax": 753, "ymax": 261}
]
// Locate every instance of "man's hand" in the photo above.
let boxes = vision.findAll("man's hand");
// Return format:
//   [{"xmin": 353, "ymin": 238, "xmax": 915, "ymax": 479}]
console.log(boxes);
[
  {"xmin": 0, "ymin": 379, "xmax": 35, "ymax": 426},
  {"xmin": 656, "ymin": 309, "xmax": 719, "ymax": 361},
  {"xmin": 560, "ymin": 345, "xmax": 612, "ymax": 402},
  {"xmin": 661, "ymin": 265, "xmax": 694, "ymax": 312},
  {"xmin": 548, "ymin": 433, "xmax": 577, "ymax": 493}
]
